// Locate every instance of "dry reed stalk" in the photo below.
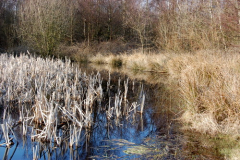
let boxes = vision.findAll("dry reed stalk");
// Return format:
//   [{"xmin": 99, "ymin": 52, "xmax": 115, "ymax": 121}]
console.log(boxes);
[
  {"xmin": 114, "ymin": 91, "xmax": 123, "ymax": 118},
  {"xmin": 124, "ymin": 78, "xmax": 129, "ymax": 102},
  {"xmin": 69, "ymin": 124, "xmax": 83, "ymax": 148}
]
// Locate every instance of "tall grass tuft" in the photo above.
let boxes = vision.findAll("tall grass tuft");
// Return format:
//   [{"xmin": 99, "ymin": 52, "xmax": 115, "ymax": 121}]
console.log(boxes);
[{"xmin": 167, "ymin": 50, "xmax": 240, "ymax": 136}]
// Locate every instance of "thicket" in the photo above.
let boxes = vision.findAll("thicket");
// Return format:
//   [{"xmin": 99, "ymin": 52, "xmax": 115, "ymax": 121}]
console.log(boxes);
[{"xmin": 0, "ymin": 0, "xmax": 239, "ymax": 55}]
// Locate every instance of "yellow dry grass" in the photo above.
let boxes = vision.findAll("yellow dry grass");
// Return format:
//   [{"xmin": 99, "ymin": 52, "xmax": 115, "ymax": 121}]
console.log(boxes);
[
  {"xmin": 89, "ymin": 49, "xmax": 240, "ymax": 159},
  {"xmin": 167, "ymin": 50, "xmax": 240, "ymax": 137},
  {"xmin": 89, "ymin": 50, "xmax": 169, "ymax": 72},
  {"xmin": 89, "ymin": 49, "xmax": 240, "ymax": 138}
]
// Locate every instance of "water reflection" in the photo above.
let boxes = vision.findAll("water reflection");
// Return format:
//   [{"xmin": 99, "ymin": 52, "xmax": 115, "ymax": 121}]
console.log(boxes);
[
  {"xmin": 0, "ymin": 65, "xmax": 183, "ymax": 160},
  {"xmin": 88, "ymin": 64, "xmax": 234, "ymax": 160}
]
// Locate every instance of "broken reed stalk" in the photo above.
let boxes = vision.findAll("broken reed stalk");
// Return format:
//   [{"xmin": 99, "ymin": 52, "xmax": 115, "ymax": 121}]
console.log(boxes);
[{"xmin": 129, "ymin": 102, "xmax": 137, "ymax": 115}]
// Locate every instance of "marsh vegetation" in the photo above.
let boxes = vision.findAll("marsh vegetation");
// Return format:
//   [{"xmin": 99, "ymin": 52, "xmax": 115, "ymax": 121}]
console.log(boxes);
[
  {"xmin": 0, "ymin": 53, "xmax": 183, "ymax": 159},
  {"xmin": 90, "ymin": 49, "xmax": 240, "ymax": 160},
  {"xmin": 1, "ymin": 50, "xmax": 240, "ymax": 159},
  {"xmin": 1, "ymin": 0, "xmax": 240, "ymax": 159},
  {"xmin": 1, "ymin": 0, "xmax": 239, "ymax": 55}
]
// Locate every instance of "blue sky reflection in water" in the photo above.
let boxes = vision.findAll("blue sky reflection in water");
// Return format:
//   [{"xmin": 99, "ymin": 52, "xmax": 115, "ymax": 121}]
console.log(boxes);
[{"xmin": 0, "ymin": 70, "xmax": 180, "ymax": 160}]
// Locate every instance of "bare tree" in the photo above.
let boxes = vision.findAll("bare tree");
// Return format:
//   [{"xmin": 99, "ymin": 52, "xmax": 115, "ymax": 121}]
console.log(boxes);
[
  {"xmin": 1, "ymin": 0, "xmax": 239, "ymax": 54},
  {"xmin": 18, "ymin": 0, "xmax": 75, "ymax": 55},
  {"xmin": 152, "ymin": 0, "xmax": 235, "ymax": 51},
  {"xmin": 0, "ymin": 0, "xmax": 19, "ymax": 50},
  {"xmin": 122, "ymin": 0, "xmax": 151, "ymax": 53}
]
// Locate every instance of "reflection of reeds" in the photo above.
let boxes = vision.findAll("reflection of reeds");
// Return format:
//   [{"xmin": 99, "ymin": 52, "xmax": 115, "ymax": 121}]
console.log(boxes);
[
  {"xmin": 0, "ymin": 53, "xmax": 143, "ymax": 154},
  {"xmin": 2, "ymin": 147, "xmax": 9, "ymax": 160},
  {"xmin": 106, "ymin": 98, "xmax": 112, "ymax": 120},
  {"xmin": 3, "ymin": 108, "xmax": 7, "ymax": 121},
  {"xmin": 69, "ymin": 124, "xmax": 83, "ymax": 147},
  {"xmin": 33, "ymin": 145, "xmax": 38, "ymax": 160},
  {"xmin": 139, "ymin": 84, "xmax": 145, "ymax": 114},
  {"xmin": 22, "ymin": 121, "xmax": 27, "ymax": 136},
  {"xmin": 0, "ymin": 123, "xmax": 11, "ymax": 147},
  {"xmin": 89, "ymin": 51, "xmax": 168, "ymax": 73},
  {"xmin": 140, "ymin": 93, "xmax": 145, "ymax": 114}
]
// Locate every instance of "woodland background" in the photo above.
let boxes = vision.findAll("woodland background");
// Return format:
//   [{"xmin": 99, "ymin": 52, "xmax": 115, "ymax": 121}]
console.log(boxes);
[{"xmin": 0, "ymin": 0, "xmax": 239, "ymax": 55}]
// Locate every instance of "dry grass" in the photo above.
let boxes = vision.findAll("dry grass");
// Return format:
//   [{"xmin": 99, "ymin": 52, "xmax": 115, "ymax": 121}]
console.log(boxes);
[
  {"xmin": 167, "ymin": 50, "xmax": 240, "ymax": 137},
  {"xmin": 89, "ymin": 50, "xmax": 169, "ymax": 72},
  {"xmin": 90, "ymin": 49, "xmax": 240, "ymax": 138},
  {"xmin": 55, "ymin": 43, "xmax": 93, "ymax": 62},
  {"xmin": 90, "ymin": 54, "xmax": 122, "ymax": 66},
  {"xmin": 89, "ymin": 49, "xmax": 240, "ymax": 159}
]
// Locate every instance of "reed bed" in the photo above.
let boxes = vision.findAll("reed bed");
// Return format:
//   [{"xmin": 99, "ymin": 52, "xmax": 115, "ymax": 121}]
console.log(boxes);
[{"xmin": 0, "ymin": 53, "xmax": 145, "ymax": 152}]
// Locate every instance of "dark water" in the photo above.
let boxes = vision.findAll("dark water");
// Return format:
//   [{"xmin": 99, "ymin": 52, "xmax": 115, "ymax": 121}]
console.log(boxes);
[{"xmin": 0, "ymin": 67, "xmax": 183, "ymax": 160}]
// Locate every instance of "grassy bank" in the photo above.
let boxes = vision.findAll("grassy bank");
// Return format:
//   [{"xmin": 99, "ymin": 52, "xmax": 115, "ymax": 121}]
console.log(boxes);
[
  {"xmin": 89, "ymin": 50, "xmax": 169, "ymax": 73},
  {"xmin": 2, "ymin": 47, "xmax": 239, "ymax": 158},
  {"xmin": 167, "ymin": 50, "xmax": 240, "ymax": 135},
  {"xmin": 56, "ymin": 47, "xmax": 240, "ymax": 138},
  {"xmin": 88, "ymin": 49, "xmax": 240, "ymax": 159},
  {"xmin": 167, "ymin": 50, "xmax": 240, "ymax": 159},
  {"xmin": 91, "ymin": 49, "xmax": 240, "ymax": 135}
]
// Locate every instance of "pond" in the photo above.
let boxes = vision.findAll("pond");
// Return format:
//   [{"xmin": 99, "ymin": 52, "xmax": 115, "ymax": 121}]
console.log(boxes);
[{"xmin": 0, "ymin": 54, "xmax": 229, "ymax": 160}]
